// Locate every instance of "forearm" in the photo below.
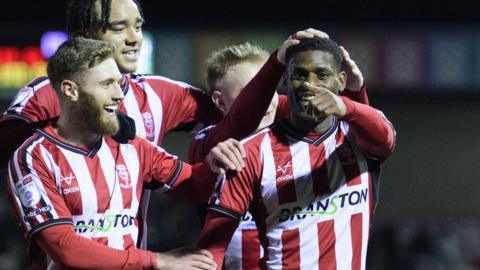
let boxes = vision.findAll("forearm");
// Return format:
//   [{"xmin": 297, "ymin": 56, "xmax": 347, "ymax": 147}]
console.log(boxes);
[
  {"xmin": 197, "ymin": 212, "xmax": 239, "ymax": 269},
  {"xmin": 205, "ymin": 51, "xmax": 284, "ymax": 152},
  {"xmin": 340, "ymin": 96, "xmax": 395, "ymax": 158},
  {"xmin": 167, "ymin": 162, "xmax": 217, "ymax": 203},
  {"xmin": 36, "ymin": 224, "xmax": 157, "ymax": 269}
]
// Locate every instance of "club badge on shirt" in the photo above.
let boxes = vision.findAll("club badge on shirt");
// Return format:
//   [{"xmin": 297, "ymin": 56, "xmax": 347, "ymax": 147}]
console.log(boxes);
[{"xmin": 16, "ymin": 174, "xmax": 41, "ymax": 208}]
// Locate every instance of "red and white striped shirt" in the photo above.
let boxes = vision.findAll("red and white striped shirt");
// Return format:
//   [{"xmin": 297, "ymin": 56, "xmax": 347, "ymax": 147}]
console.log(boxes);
[
  {"xmin": 7, "ymin": 124, "xmax": 211, "ymax": 266},
  {"xmin": 3, "ymin": 74, "xmax": 220, "ymax": 146},
  {"xmin": 204, "ymin": 100, "xmax": 395, "ymax": 270}
]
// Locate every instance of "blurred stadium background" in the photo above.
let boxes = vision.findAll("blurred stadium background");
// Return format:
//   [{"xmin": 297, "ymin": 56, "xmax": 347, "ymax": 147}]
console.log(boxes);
[{"xmin": 1, "ymin": 0, "xmax": 480, "ymax": 269}]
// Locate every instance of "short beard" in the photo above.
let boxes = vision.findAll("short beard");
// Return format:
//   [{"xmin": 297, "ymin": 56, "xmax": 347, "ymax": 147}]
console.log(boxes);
[{"xmin": 75, "ymin": 91, "xmax": 120, "ymax": 136}]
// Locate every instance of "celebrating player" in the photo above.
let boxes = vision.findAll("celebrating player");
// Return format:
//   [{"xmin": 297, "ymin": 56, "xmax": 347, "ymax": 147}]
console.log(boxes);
[
  {"xmin": 0, "ymin": 0, "xmax": 301, "ymax": 249},
  {"xmin": 191, "ymin": 34, "xmax": 370, "ymax": 269},
  {"xmin": 197, "ymin": 37, "xmax": 396, "ymax": 269},
  {"xmin": 6, "ymin": 37, "xmax": 246, "ymax": 270}
]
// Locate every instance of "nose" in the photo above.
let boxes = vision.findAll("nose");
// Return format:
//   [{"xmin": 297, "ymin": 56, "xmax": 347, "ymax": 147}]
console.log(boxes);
[
  {"xmin": 306, "ymin": 72, "xmax": 320, "ymax": 85},
  {"xmin": 112, "ymin": 82, "xmax": 125, "ymax": 103},
  {"xmin": 125, "ymin": 26, "xmax": 141, "ymax": 45}
]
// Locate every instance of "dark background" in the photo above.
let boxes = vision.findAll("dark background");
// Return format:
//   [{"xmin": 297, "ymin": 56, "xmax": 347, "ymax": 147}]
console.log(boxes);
[{"xmin": 2, "ymin": 0, "xmax": 480, "ymax": 269}]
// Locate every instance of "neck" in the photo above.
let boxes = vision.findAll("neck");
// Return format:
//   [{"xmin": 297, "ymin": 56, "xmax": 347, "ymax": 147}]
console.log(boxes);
[
  {"xmin": 289, "ymin": 113, "xmax": 334, "ymax": 135},
  {"xmin": 55, "ymin": 108, "xmax": 101, "ymax": 149}
]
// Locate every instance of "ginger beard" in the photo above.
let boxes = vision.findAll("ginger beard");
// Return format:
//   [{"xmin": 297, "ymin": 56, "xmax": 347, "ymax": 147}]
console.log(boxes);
[{"xmin": 74, "ymin": 90, "xmax": 120, "ymax": 136}]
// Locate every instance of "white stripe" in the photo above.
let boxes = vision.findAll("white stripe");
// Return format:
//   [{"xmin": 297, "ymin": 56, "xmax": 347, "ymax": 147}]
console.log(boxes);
[
  {"xmin": 259, "ymin": 134, "xmax": 279, "ymax": 220},
  {"xmin": 96, "ymin": 138, "xmax": 124, "ymax": 214},
  {"xmin": 143, "ymin": 83, "xmax": 163, "ymax": 145},
  {"xmin": 122, "ymin": 87, "xmax": 147, "ymax": 138},
  {"xmin": 334, "ymin": 209, "xmax": 352, "ymax": 270},
  {"xmin": 61, "ymin": 149, "xmax": 98, "ymax": 217},
  {"xmin": 299, "ymin": 223, "xmax": 319, "ymax": 269}
]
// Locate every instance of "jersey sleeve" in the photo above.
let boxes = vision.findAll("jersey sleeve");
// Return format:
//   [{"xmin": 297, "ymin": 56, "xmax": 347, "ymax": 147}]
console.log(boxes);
[
  {"xmin": 7, "ymin": 139, "xmax": 73, "ymax": 238},
  {"xmin": 2, "ymin": 76, "xmax": 60, "ymax": 122},
  {"xmin": 138, "ymin": 137, "xmax": 217, "ymax": 202},
  {"xmin": 200, "ymin": 51, "xmax": 284, "ymax": 157},
  {"xmin": 36, "ymin": 224, "xmax": 157, "ymax": 269},
  {"xmin": 340, "ymin": 96, "xmax": 396, "ymax": 160},
  {"xmin": 207, "ymin": 143, "xmax": 262, "ymax": 220},
  {"xmin": 144, "ymin": 76, "xmax": 222, "ymax": 134},
  {"xmin": 197, "ymin": 212, "xmax": 240, "ymax": 269},
  {"xmin": 341, "ymin": 82, "xmax": 369, "ymax": 105}
]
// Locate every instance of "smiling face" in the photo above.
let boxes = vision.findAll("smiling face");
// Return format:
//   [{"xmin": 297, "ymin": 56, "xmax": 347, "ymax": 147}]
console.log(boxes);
[
  {"xmin": 73, "ymin": 58, "xmax": 124, "ymax": 135},
  {"xmin": 94, "ymin": 0, "xmax": 144, "ymax": 73},
  {"xmin": 286, "ymin": 50, "xmax": 345, "ymax": 122}
]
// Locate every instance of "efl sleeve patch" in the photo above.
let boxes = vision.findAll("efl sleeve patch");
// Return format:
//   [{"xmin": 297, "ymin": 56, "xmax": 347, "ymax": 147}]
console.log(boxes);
[{"xmin": 15, "ymin": 174, "xmax": 42, "ymax": 208}]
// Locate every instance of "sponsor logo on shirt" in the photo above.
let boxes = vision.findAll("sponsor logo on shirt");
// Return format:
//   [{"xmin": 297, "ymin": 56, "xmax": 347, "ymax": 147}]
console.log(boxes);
[
  {"xmin": 60, "ymin": 173, "xmax": 80, "ymax": 195},
  {"xmin": 74, "ymin": 213, "xmax": 136, "ymax": 233},
  {"xmin": 276, "ymin": 161, "xmax": 293, "ymax": 182},
  {"xmin": 16, "ymin": 174, "xmax": 41, "ymax": 208},
  {"xmin": 278, "ymin": 188, "xmax": 368, "ymax": 222},
  {"xmin": 24, "ymin": 205, "xmax": 52, "ymax": 221},
  {"xmin": 116, "ymin": 164, "xmax": 131, "ymax": 189},
  {"xmin": 142, "ymin": 112, "xmax": 155, "ymax": 141}
]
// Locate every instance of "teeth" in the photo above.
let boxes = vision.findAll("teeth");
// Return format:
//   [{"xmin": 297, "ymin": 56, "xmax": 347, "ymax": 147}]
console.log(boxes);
[{"xmin": 104, "ymin": 105, "xmax": 117, "ymax": 113}]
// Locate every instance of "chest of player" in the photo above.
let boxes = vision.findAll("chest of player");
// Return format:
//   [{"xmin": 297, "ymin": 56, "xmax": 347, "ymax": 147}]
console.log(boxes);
[
  {"xmin": 50, "ymin": 142, "xmax": 143, "ymax": 230},
  {"xmin": 120, "ymin": 80, "xmax": 164, "ymax": 144},
  {"xmin": 257, "ymin": 132, "xmax": 372, "ymax": 227}
]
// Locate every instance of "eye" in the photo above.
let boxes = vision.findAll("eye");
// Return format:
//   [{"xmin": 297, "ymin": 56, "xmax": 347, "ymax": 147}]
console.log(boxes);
[
  {"xmin": 110, "ymin": 27, "xmax": 124, "ymax": 33},
  {"xmin": 135, "ymin": 24, "xmax": 143, "ymax": 32}
]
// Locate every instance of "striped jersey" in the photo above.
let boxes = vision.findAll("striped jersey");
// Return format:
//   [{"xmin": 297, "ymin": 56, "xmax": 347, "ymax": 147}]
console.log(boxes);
[
  {"xmin": 7, "ymin": 124, "xmax": 192, "ymax": 263},
  {"xmin": 209, "ymin": 118, "xmax": 386, "ymax": 270},
  {"xmin": 3, "ymin": 74, "xmax": 220, "ymax": 146}
]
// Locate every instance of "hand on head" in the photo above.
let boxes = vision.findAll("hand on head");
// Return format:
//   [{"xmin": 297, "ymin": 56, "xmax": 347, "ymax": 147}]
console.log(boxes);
[{"xmin": 277, "ymin": 28, "xmax": 330, "ymax": 65}]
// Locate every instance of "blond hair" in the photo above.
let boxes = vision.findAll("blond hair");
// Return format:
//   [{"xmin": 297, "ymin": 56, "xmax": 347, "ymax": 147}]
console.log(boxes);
[{"xmin": 205, "ymin": 42, "xmax": 269, "ymax": 95}]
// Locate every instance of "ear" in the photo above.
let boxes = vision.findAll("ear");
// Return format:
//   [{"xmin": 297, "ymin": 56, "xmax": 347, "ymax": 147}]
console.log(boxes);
[
  {"xmin": 211, "ymin": 90, "xmax": 228, "ymax": 114},
  {"xmin": 337, "ymin": 71, "xmax": 347, "ymax": 92},
  {"xmin": 60, "ymin": 80, "xmax": 79, "ymax": 101}
]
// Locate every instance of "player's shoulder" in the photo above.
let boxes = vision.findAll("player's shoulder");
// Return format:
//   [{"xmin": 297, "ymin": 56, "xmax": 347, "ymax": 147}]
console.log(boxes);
[
  {"xmin": 239, "ymin": 127, "xmax": 272, "ymax": 157},
  {"xmin": 128, "ymin": 73, "xmax": 201, "ymax": 91}
]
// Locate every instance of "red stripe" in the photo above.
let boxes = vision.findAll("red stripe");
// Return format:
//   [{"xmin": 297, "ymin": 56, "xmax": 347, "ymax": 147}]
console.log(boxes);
[
  {"xmin": 271, "ymin": 133, "xmax": 297, "ymax": 204},
  {"xmin": 281, "ymin": 228, "xmax": 300, "ymax": 270},
  {"xmin": 86, "ymin": 155, "xmax": 111, "ymax": 213},
  {"xmin": 123, "ymin": 234, "xmax": 135, "ymax": 250},
  {"xmin": 308, "ymin": 143, "xmax": 330, "ymax": 196},
  {"xmin": 242, "ymin": 229, "xmax": 261, "ymax": 270},
  {"xmin": 317, "ymin": 220, "xmax": 336, "ymax": 270},
  {"xmin": 350, "ymin": 213, "xmax": 363, "ymax": 270},
  {"xmin": 336, "ymin": 140, "xmax": 361, "ymax": 187}
]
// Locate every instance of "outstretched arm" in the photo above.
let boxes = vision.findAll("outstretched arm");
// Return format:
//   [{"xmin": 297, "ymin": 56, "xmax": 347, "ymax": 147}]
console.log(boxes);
[
  {"xmin": 197, "ymin": 212, "xmax": 240, "ymax": 269},
  {"xmin": 36, "ymin": 224, "xmax": 157, "ymax": 269}
]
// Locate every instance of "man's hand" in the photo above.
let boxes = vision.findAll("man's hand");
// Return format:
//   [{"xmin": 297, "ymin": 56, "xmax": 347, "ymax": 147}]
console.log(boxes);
[
  {"xmin": 155, "ymin": 248, "xmax": 217, "ymax": 270},
  {"xmin": 340, "ymin": 46, "xmax": 364, "ymax": 92},
  {"xmin": 205, "ymin": 138, "xmax": 246, "ymax": 175},
  {"xmin": 277, "ymin": 28, "xmax": 330, "ymax": 65},
  {"xmin": 303, "ymin": 82, "xmax": 347, "ymax": 119}
]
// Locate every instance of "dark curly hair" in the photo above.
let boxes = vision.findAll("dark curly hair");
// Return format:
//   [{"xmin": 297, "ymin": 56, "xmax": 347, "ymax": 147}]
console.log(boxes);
[
  {"xmin": 66, "ymin": 0, "xmax": 144, "ymax": 38},
  {"xmin": 285, "ymin": 37, "xmax": 343, "ymax": 71}
]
